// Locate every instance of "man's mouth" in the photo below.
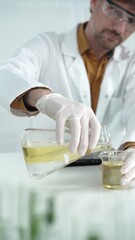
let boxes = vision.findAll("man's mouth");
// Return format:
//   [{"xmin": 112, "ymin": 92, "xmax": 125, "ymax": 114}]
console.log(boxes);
[{"xmin": 105, "ymin": 30, "xmax": 122, "ymax": 42}]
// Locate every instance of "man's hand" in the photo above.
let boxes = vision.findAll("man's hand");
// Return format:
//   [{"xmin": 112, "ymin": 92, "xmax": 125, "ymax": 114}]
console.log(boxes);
[
  {"xmin": 36, "ymin": 93, "xmax": 101, "ymax": 156},
  {"xmin": 121, "ymin": 148, "xmax": 135, "ymax": 187}
]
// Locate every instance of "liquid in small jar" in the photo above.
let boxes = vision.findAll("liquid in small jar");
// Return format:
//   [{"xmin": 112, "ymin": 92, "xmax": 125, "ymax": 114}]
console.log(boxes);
[{"xmin": 102, "ymin": 161, "xmax": 125, "ymax": 190}]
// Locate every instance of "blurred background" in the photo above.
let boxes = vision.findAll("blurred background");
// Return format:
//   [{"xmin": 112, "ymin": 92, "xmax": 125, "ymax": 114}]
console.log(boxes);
[
  {"xmin": 0, "ymin": 0, "xmax": 135, "ymax": 153},
  {"xmin": 0, "ymin": 0, "xmax": 89, "ymax": 153}
]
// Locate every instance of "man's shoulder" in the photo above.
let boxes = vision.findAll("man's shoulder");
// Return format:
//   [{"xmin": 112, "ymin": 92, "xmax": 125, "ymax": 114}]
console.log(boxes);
[
  {"xmin": 112, "ymin": 41, "xmax": 135, "ymax": 62},
  {"xmin": 38, "ymin": 25, "xmax": 78, "ymax": 43},
  {"xmin": 22, "ymin": 24, "xmax": 80, "ymax": 57},
  {"xmin": 36, "ymin": 25, "xmax": 79, "ymax": 55}
]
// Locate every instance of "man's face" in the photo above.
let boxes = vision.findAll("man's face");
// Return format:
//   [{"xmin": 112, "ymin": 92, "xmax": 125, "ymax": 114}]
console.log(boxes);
[{"xmin": 90, "ymin": 0, "xmax": 135, "ymax": 51}]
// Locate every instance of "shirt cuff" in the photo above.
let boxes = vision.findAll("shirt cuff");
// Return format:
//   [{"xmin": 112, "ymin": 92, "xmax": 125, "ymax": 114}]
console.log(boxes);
[
  {"xmin": 119, "ymin": 142, "xmax": 135, "ymax": 150},
  {"xmin": 10, "ymin": 91, "xmax": 39, "ymax": 115}
]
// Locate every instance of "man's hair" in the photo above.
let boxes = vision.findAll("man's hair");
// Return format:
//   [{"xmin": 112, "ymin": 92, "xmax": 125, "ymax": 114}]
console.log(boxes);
[
  {"xmin": 117, "ymin": 0, "xmax": 135, "ymax": 2},
  {"xmin": 117, "ymin": 0, "xmax": 135, "ymax": 10}
]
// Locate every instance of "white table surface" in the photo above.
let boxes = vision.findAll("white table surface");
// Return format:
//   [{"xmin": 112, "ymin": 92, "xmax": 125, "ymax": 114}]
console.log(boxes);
[
  {"xmin": 0, "ymin": 151, "xmax": 102, "ymax": 189},
  {"xmin": 0, "ymin": 151, "xmax": 135, "ymax": 198},
  {"xmin": 0, "ymin": 151, "xmax": 134, "ymax": 191},
  {"xmin": 0, "ymin": 152, "xmax": 135, "ymax": 240}
]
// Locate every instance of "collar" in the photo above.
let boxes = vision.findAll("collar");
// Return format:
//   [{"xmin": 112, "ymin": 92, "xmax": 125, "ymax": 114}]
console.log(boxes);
[
  {"xmin": 77, "ymin": 22, "xmax": 90, "ymax": 54},
  {"xmin": 60, "ymin": 23, "xmax": 134, "ymax": 61}
]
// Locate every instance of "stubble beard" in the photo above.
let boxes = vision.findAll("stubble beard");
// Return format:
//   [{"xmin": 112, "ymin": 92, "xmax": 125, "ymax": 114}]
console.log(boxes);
[{"xmin": 95, "ymin": 28, "xmax": 123, "ymax": 51}]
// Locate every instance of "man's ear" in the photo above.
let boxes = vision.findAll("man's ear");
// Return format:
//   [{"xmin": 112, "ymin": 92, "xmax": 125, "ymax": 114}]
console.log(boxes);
[{"xmin": 90, "ymin": 0, "xmax": 98, "ymax": 13}]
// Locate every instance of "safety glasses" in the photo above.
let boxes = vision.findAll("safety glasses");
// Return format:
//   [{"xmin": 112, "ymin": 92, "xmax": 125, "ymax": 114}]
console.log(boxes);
[{"xmin": 102, "ymin": 0, "xmax": 135, "ymax": 32}]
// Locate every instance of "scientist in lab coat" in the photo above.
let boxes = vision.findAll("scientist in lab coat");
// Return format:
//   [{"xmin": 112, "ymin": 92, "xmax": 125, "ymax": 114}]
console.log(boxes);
[{"xmin": 0, "ymin": 0, "xmax": 135, "ymax": 187}]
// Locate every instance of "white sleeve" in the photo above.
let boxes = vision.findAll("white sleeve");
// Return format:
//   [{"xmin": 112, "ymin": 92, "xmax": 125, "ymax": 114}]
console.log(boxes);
[
  {"xmin": 0, "ymin": 34, "xmax": 52, "ymax": 111},
  {"xmin": 122, "ymin": 59, "xmax": 135, "ymax": 144}
]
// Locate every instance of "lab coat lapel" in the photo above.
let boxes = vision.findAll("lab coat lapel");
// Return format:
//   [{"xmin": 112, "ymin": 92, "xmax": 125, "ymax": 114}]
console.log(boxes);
[
  {"xmin": 96, "ymin": 45, "xmax": 132, "ymax": 122},
  {"xmin": 96, "ymin": 59, "xmax": 120, "ymax": 122},
  {"xmin": 60, "ymin": 26, "xmax": 91, "ymax": 106}
]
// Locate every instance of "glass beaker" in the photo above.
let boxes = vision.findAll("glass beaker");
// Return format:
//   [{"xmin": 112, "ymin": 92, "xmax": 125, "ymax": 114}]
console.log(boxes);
[
  {"xmin": 96, "ymin": 125, "xmax": 112, "ymax": 152},
  {"xmin": 99, "ymin": 150, "xmax": 127, "ymax": 190},
  {"xmin": 21, "ymin": 128, "xmax": 91, "ymax": 179}
]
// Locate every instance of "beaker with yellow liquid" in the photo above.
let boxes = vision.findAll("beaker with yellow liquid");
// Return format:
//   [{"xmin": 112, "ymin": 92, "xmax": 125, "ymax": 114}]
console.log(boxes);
[{"xmin": 99, "ymin": 150, "xmax": 127, "ymax": 190}]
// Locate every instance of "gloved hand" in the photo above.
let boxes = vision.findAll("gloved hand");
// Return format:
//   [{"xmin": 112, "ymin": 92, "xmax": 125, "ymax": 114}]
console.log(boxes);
[
  {"xmin": 36, "ymin": 93, "xmax": 101, "ymax": 156},
  {"xmin": 121, "ymin": 148, "xmax": 135, "ymax": 188}
]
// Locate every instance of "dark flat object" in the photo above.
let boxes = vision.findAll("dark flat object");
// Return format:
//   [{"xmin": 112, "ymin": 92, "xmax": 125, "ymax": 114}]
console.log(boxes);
[{"xmin": 67, "ymin": 152, "xmax": 101, "ymax": 167}]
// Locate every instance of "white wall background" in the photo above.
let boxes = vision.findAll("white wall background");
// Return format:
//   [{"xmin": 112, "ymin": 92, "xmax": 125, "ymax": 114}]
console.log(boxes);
[
  {"xmin": 0, "ymin": 0, "xmax": 135, "ymax": 153},
  {"xmin": 0, "ymin": 0, "xmax": 90, "ymax": 153}
]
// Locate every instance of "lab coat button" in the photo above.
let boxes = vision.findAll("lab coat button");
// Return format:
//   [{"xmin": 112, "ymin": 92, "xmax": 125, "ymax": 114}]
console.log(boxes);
[{"xmin": 105, "ymin": 94, "xmax": 109, "ymax": 98}]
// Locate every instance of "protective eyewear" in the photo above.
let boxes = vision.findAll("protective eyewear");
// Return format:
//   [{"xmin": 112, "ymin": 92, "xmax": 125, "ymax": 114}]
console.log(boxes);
[{"xmin": 102, "ymin": 0, "xmax": 135, "ymax": 32}]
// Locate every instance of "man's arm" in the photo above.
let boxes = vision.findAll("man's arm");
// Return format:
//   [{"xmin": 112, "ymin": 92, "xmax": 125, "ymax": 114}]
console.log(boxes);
[
  {"xmin": 22, "ymin": 89, "xmax": 101, "ymax": 155},
  {"xmin": 23, "ymin": 88, "xmax": 52, "ymax": 112}
]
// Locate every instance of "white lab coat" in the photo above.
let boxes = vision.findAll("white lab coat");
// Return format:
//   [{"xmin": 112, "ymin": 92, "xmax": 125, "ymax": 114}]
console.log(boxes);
[{"xmin": 0, "ymin": 25, "xmax": 135, "ymax": 149}]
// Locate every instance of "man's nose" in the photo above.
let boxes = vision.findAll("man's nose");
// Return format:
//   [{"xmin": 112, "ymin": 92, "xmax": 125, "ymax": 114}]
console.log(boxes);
[{"xmin": 113, "ymin": 20, "xmax": 127, "ymax": 34}]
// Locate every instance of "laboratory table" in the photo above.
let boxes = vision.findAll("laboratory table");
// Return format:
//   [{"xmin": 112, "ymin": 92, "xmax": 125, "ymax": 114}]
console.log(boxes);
[
  {"xmin": 0, "ymin": 152, "xmax": 135, "ymax": 240},
  {"xmin": 0, "ymin": 152, "xmax": 102, "ymax": 189}
]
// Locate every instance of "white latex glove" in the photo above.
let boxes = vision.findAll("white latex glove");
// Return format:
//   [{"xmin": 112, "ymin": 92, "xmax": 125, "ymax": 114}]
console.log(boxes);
[
  {"xmin": 121, "ymin": 148, "xmax": 135, "ymax": 188},
  {"xmin": 36, "ymin": 93, "xmax": 101, "ymax": 155}
]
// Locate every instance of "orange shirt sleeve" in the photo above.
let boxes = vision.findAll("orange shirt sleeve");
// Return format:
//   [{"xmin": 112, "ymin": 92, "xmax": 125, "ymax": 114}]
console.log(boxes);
[
  {"xmin": 10, "ymin": 91, "xmax": 38, "ymax": 114},
  {"xmin": 119, "ymin": 142, "xmax": 135, "ymax": 150}
]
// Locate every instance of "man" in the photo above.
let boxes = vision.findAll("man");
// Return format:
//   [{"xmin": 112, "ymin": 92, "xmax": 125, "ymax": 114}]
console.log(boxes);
[{"xmin": 0, "ymin": 0, "xmax": 135, "ymax": 187}]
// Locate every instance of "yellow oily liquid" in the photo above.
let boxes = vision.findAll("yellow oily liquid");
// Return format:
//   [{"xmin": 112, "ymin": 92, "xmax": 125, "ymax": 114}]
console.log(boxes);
[
  {"xmin": 102, "ymin": 161, "xmax": 125, "ymax": 190},
  {"xmin": 93, "ymin": 143, "xmax": 112, "ymax": 152},
  {"xmin": 23, "ymin": 144, "xmax": 91, "ymax": 165},
  {"xmin": 22, "ymin": 143, "xmax": 111, "ymax": 179},
  {"xmin": 22, "ymin": 142, "xmax": 110, "ymax": 164}
]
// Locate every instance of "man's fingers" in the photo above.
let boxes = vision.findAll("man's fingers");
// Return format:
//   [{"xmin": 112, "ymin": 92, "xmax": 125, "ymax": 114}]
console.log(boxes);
[
  {"xmin": 78, "ymin": 116, "xmax": 89, "ymax": 156},
  {"xmin": 56, "ymin": 116, "xmax": 66, "ymax": 145},
  {"xmin": 55, "ymin": 102, "xmax": 101, "ymax": 155},
  {"xmin": 68, "ymin": 118, "xmax": 81, "ymax": 154},
  {"xmin": 89, "ymin": 114, "xmax": 101, "ymax": 149},
  {"xmin": 121, "ymin": 167, "xmax": 135, "ymax": 185}
]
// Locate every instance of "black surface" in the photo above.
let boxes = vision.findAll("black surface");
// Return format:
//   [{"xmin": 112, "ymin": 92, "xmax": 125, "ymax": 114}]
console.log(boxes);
[{"xmin": 67, "ymin": 152, "xmax": 102, "ymax": 167}]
